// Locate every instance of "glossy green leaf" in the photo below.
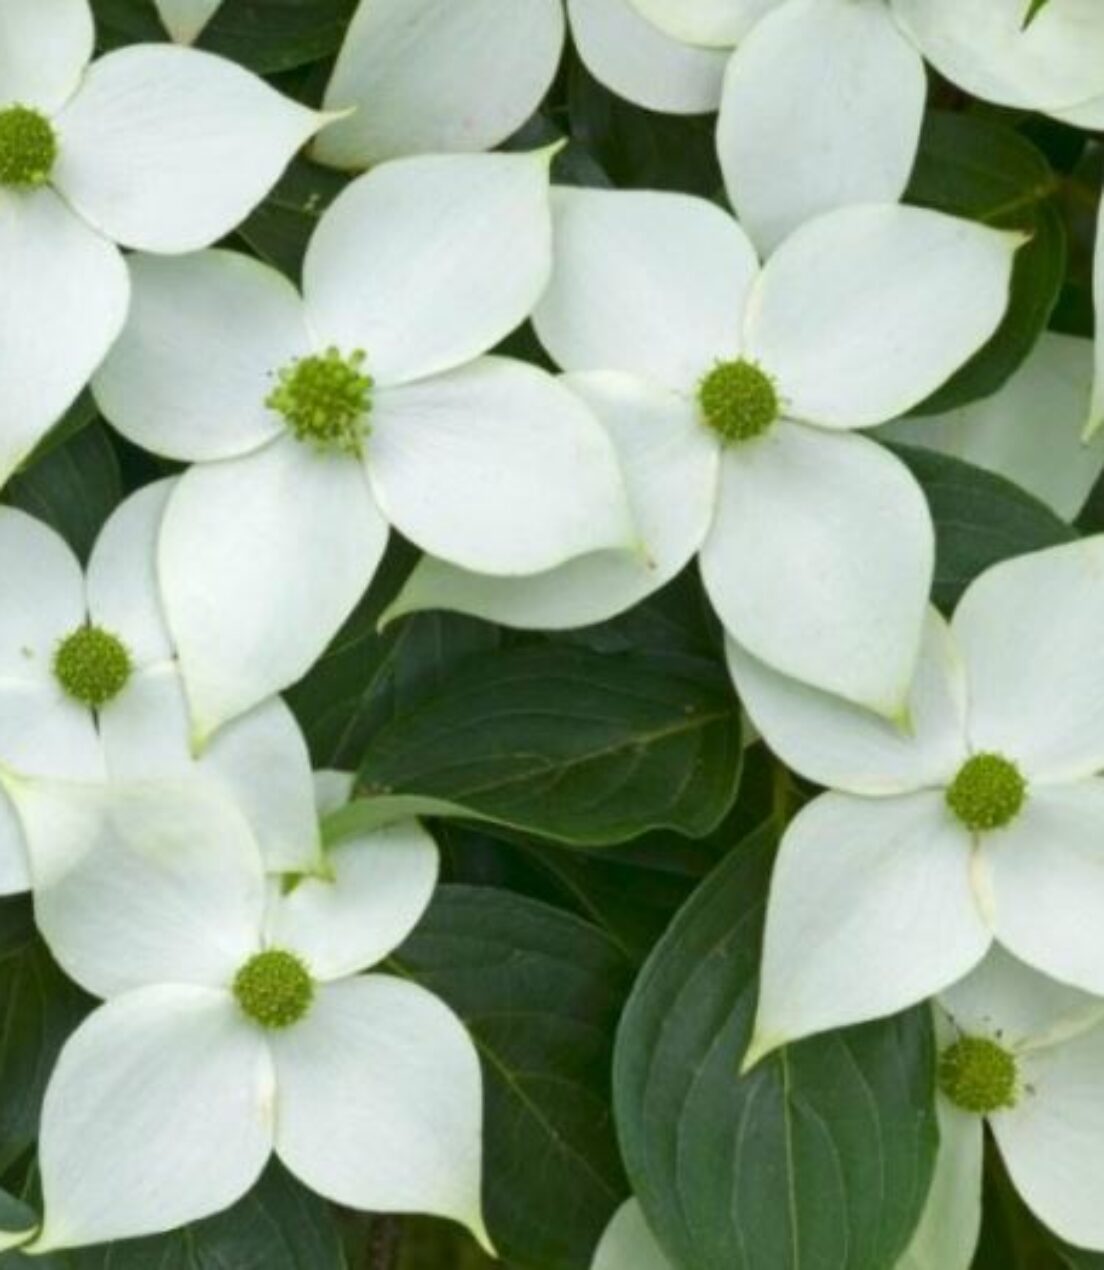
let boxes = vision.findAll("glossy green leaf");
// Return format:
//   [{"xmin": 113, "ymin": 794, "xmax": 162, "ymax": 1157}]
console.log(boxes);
[
  {"xmin": 907, "ymin": 111, "xmax": 1065, "ymax": 413},
  {"xmin": 392, "ymin": 886, "xmax": 633, "ymax": 1270},
  {"xmin": 93, "ymin": 0, "xmax": 357, "ymax": 73},
  {"xmin": 357, "ymin": 645, "xmax": 742, "ymax": 846},
  {"xmin": 0, "ymin": 899, "xmax": 90, "ymax": 1172},
  {"xmin": 1, "ymin": 1164, "xmax": 344, "ymax": 1269},
  {"xmin": 614, "ymin": 826, "xmax": 938, "ymax": 1270},
  {"xmin": 892, "ymin": 444, "xmax": 1076, "ymax": 610},
  {"xmin": 4, "ymin": 426, "xmax": 122, "ymax": 565}
]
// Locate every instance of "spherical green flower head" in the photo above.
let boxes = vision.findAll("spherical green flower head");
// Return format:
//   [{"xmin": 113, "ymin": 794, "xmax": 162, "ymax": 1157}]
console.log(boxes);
[
  {"xmin": 267, "ymin": 346, "xmax": 373, "ymax": 456},
  {"xmin": 946, "ymin": 752, "xmax": 1027, "ymax": 832},
  {"xmin": 938, "ymin": 1034, "xmax": 1018, "ymax": 1114},
  {"xmin": 0, "ymin": 105, "xmax": 58, "ymax": 188},
  {"xmin": 697, "ymin": 359, "xmax": 779, "ymax": 444},
  {"xmin": 233, "ymin": 949, "xmax": 314, "ymax": 1029},
  {"xmin": 53, "ymin": 626, "xmax": 133, "ymax": 709}
]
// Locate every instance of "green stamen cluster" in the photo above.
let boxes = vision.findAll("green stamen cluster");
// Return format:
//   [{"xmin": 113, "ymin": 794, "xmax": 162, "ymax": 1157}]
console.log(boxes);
[
  {"xmin": 233, "ymin": 949, "xmax": 313, "ymax": 1029},
  {"xmin": 0, "ymin": 105, "xmax": 57, "ymax": 188},
  {"xmin": 267, "ymin": 347, "xmax": 372, "ymax": 456},
  {"xmin": 697, "ymin": 359, "xmax": 779, "ymax": 444},
  {"xmin": 937, "ymin": 1035, "xmax": 1018, "ymax": 1114},
  {"xmin": 946, "ymin": 752, "xmax": 1027, "ymax": 832},
  {"xmin": 53, "ymin": 626, "xmax": 133, "ymax": 709}
]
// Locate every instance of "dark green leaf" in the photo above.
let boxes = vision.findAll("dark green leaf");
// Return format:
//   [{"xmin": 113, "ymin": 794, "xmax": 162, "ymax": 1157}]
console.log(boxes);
[
  {"xmin": 393, "ymin": 886, "xmax": 633, "ymax": 1270},
  {"xmin": 357, "ymin": 645, "xmax": 742, "ymax": 846},
  {"xmin": 237, "ymin": 157, "xmax": 353, "ymax": 282},
  {"xmin": 614, "ymin": 826, "xmax": 938, "ymax": 1270},
  {"xmin": 0, "ymin": 898, "xmax": 90, "ymax": 1172},
  {"xmin": 892, "ymin": 444, "xmax": 1076, "ymax": 610},
  {"xmin": 907, "ymin": 111, "xmax": 1065, "ymax": 413},
  {"xmin": 4, "ymin": 426, "xmax": 122, "ymax": 565},
  {"xmin": 93, "ymin": 0, "xmax": 358, "ymax": 74},
  {"xmin": 1, "ymin": 1164, "xmax": 345, "ymax": 1269}
]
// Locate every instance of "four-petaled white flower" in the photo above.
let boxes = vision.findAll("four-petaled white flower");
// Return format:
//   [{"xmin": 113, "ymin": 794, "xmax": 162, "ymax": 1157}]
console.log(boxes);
[
  {"xmin": 618, "ymin": 0, "xmax": 1104, "ymax": 254},
  {"xmin": 729, "ymin": 536, "xmax": 1104, "ymax": 1067},
  {"xmin": 92, "ymin": 150, "xmax": 635, "ymax": 746},
  {"xmin": 902, "ymin": 948, "xmax": 1104, "ymax": 1262},
  {"xmin": 0, "ymin": 483, "xmax": 319, "ymax": 896},
  {"xmin": 3, "ymin": 777, "xmax": 487, "ymax": 1254},
  {"xmin": 313, "ymin": 0, "xmax": 732, "ymax": 171},
  {"xmin": 0, "ymin": 0, "xmax": 329, "ymax": 485},
  {"xmin": 390, "ymin": 189, "xmax": 1019, "ymax": 718}
]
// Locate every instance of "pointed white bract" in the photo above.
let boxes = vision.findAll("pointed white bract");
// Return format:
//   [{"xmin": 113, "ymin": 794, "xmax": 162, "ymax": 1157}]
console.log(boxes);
[
  {"xmin": 17, "ymin": 778, "xmax": 487, "ymax": 1253},
  {"xmin": 0, "ymin": 0, "xmax": 329, "ymax": 486},
  {"xmin": 930, "ymin": 949, "xmax": 1104, "ymax": 1253},
  {"xmin": 490, "ymin": 188, "xmax": 1015, "ymax": 714},
  {"xmin": 0, "ymin": 486, "xmax": 322, "ymax": 889},
  {"xmin": 734, "ymin": 537, "xmax": 1104, "ymax": 1061},
  {"xmin": 94, "ymin": 152, "xmax": 634, "ymax": 743}
]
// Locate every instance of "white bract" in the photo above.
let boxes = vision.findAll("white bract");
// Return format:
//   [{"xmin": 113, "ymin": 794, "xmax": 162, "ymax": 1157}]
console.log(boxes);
[
  {"xmin": 6, "ymin": 778, "xmax": 486, "ymax": 1253},
  {"xmin": 880, "ymin": 332, "xmax": 1104, "ymax": 522},
  {"xmin": 0, "ymin": 0, "xmax": 328, "ymax": 486},
  {"xmin": 0, "ymin": 484, "xmax": 319, "ymax": 896},
  {"xmin": 628, "ymin": 0, "xmax": 1104, "ymax": 252},
  {"xmin": 395, "ymin": 189, "xmax": 1018, "ymax": 717},
  {"xmin": 312, "ymin": 0, "xmax": 730, "ymax": 171},
  {"xmin": 901, "ymin": 948, "xmax": 1104, "ymax": 1261},
  {"xmin": 730, "ymin": 536, "xmax": 1104, "ymax": 1065},
  {"xmin": 93, "ymin": 151, "xmax": 634, "ymax": 745},
  {"xmin": 592, "ymin": 1200, "xmax": 673, "ymax": 1270}
]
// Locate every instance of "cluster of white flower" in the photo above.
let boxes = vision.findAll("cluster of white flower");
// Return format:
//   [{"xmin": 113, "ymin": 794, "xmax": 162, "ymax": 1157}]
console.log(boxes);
[{"xmin": 1, "ymin": 0, "xmax": 1103, "ymax": 1265}]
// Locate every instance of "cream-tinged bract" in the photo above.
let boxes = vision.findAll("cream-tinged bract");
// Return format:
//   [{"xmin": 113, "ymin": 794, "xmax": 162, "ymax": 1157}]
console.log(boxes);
[
  {"xmin": 880, "ymin": 332, "xmax": 1104, "ymax": 522},
  {"xmin": 93, "ymin": 151, "xmax": 635, "ymax": 746},
  {"xmin": 7, "ymin": 779, "xmax": 487, "ymax": 1254},
  {"xmin": 0, "ymin": 0, "xmax": 330, "ymax": 488},
  {"xmin": 0, "ymin": 484, "xmax": 320, "ymax": 894},
  {"xmin": 730, "ymin": 536, "xmax": 1104, "ymax": 1066},
  {"xmin": 312, "ymin": 0, "xmax": 728, "ymax": 172},
  {"xmin": 591, "ymin": 1200, "xmax": 673, "ymax": 1270},
  {"xmin": 901, "ymin": 949, "xmax": 1104, "ymax": 1260},
  {"xmin": 152, "ymin": 0, "xmax": 223, "ymax": 43},
  {"xmin": 393, "ymin": 189, "xmax": 1019, "ymax": 718}
]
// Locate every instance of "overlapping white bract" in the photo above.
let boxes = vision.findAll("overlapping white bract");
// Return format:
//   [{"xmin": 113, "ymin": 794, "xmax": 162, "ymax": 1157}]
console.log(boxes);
[
  {"xmin": 93, "ymin": 151, "xmax": 635, "ymax": 745},
  {"xmin": 7, "ymin": 778, "xmax": 487, "ymax": 1254},
  {"xmin": 0, "ymin": 0, "xmax": 328, "ymax": 486},
  {"xmin": 732, "ymin": 537, "xmax": 1104, "ymax": 1063},
  {"xmin": 0, "ymin": 483, "xmax": 319, "ymax": 894}
]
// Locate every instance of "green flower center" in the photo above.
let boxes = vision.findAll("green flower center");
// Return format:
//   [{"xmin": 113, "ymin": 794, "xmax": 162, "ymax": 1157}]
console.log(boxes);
[
  {"xmin": 697, "ymin": 359, "xmax": 779, "ymax": 444},
  {"xmin": 938, "ymin": 1035, "xmax": 1018, "ymax": 1114},
  {"xmin": 233, "ymin": 949, "xmax": 313, "ymax": 1029},
  {"xmin": 53, "ymin": 626, "xmax": 132, "ymax": 708},
  {"xmin": 0, "ymin": 105, "xmax": 57, "ymax": 188},
  {"xmin": 946, "ymin": 752, "xmax": 1027, "ymax": 832},
  {"xmin": 267, "ymin": 347, "xmax": 373, "ymax": 456}
]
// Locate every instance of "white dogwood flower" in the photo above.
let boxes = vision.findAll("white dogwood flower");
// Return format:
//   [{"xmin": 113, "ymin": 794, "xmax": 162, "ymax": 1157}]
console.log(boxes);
[
  {"xmin": 880, "ymin": 332, "xmax": 1104, "ymax": 522},
  {"xmin": 901, "ymin": 948, "xmax": 1104, "ymax": 1262},
  {"xmin": 729, "ymin": 536, "xmax": 1104, "ymax": 1066},
  {"xmin": 4, "ymin": 778, "xmax": 486, "ymax": 1254},
  {"xmin": 0, "ymin": 482, "xmax": 319, "ymax": 895},
  {"xmin": 393, "ymin": 189, "xmax": 1018, "ymax": 717},
  {"xmin": 313, "ymin": 0, "xmax": 730, "ymax": 171},
  {"xmin": 0, "ymin": 0, "xmax": 329, "ymax": 486},
  {"xmin": 93, "ymin": 151, "xmax": 634, "ymax": 745}
]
